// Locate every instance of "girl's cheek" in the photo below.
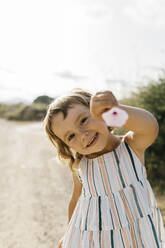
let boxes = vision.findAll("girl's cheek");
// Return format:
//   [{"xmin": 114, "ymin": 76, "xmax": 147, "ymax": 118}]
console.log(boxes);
[
  {"xmin": 88, "ymin": 119, "xmax": 96, "ymax": 126},
  {"xmin": 72, "ymin": 139, "xmax": 79, "ymax": 148}
]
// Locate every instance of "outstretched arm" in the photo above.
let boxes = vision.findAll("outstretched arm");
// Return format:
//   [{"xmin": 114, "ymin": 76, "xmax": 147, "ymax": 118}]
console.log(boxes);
[
  {"xmin": 90, "ymin": 91, "xmax": 159, "ymax": 153},
  {"xmin": 118, "ymin": 104, "xmax": 159, "ymax": 152}
]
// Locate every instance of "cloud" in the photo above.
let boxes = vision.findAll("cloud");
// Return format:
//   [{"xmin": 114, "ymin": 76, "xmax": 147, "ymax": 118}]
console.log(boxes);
[
  {"xmin": 0, "ymin": 66, "xmax": 15, "ymax": 74},
  {"xmin": 105, "ymin": 79, "xmax": 128, "ymax": 85},
  {"xmin": 77, "ymin": 0, "xmax": 165, "ymax": 25},
  {"xmin": 76, "ymin": 1, "xmax": 114, "ymax": 20},
  {"xmin": 0, "ymin": 83, "xmax": 21, "ymax": 91},
  {"xmin": 123, "ymin": 0, "xmax": 165, "ymax": 29},
  {"xmin": 104, "ymin": 78, "xmax": 132, "ymax": 100},
  {"xmin": 55, "ymin": 70, "xmax": 88, "ymax": 81},
  {"xmin": 86, "ymin": 6, "xmax": 112, "ymax": 20},
  {"xmin": 0, "ymin": 84, "xmax": 7, "ymax": 90}
]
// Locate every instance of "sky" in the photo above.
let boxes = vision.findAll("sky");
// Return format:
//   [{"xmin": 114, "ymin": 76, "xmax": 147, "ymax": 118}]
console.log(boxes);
[{"xmin": 0, "ymin": 0, "xmax": 165, "ymax": 103}]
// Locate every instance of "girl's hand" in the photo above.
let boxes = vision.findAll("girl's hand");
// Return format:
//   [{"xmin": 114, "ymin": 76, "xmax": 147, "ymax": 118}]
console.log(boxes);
[{"xmin": 90, "ymin": 91, "xmax": 119, "ymax": 120}]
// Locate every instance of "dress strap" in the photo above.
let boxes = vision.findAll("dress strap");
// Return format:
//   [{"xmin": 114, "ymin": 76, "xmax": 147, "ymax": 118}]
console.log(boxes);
[{"xmin": 124, "ymin": 141, "xmax": 143, "ymax": 185}]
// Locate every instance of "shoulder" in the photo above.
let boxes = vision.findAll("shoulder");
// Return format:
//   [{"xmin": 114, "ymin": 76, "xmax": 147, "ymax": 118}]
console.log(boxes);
[{"xmin": 123, "ymin": 115, "xmax": 158, "ymax": 152}]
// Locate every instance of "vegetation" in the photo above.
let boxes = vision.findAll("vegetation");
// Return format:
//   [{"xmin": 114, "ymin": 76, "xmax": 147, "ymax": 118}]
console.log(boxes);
[
  {"xmin": 120, "ymin": 74, "xmax": 165, "ymax": 193},
  {"xmin": 0, "ymin": 76, "xmax": 165, "ymax": 192},
  {"xmin": 0, "ymin": 95, "xmax": 54, "ymax": 121},
  {"xmin": 33, "ymin": 95, "xmax": 54, "ymax": 105}
]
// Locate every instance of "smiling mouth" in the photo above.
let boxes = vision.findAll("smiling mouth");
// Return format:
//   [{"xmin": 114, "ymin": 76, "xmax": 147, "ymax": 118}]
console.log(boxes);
[{"xmin": 86, "ymin": 132, "xmax": 98, "ymax": 147}]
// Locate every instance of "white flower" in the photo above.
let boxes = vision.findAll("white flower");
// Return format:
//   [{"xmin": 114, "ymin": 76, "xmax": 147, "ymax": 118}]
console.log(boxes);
[{"xmin": 102, "ymin": 107, "xmax": 128, "ymax": 127}]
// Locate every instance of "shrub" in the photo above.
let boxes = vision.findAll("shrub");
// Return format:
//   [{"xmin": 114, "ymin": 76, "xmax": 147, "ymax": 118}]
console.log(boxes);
[
  {"xmin": 120, "ymin": 74, "xmax": 165, "ymax": 192},
  {"xmin": 33, "ymin": 95, "xmax": 54, "ymax": 105},
  {"xmin": 4, "ymin": 103, "xmax": 48, "ymax": 121}
]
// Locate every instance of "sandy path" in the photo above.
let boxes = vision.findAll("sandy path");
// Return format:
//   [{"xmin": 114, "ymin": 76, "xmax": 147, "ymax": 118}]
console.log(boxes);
[
  {"xmin": 0, "ymin": 118, "xmax": 164, "ymax": 248},
  {"xmin": 0, "ymin": 119, "xmax": 72, "ymax": 248}
]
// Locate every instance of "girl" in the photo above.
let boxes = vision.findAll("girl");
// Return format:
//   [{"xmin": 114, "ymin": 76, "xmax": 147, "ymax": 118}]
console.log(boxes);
[{"xmin": 44, "ymin": 88, "xmax": 165, "ymax": 248}]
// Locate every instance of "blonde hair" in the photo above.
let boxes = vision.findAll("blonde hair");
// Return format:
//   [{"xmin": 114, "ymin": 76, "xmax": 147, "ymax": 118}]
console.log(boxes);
[{"xmin": 43, "ymin": 88, "xmax": 113, "ymax": 172}]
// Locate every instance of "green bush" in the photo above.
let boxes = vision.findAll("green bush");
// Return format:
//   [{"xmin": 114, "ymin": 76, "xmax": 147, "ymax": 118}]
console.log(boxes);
[
  {"xmin": 33, "ymin": 95, "xmax": 54, "ymax": 105},
  {"xmin": 120, "ymin": 74, "xmax": 165, "ymax": 192},
  {"xmin": 0, "ymin": 103, "xmax": 23, "ymax": 119},
  {"xmin": 0, "ymin": 102, "xmax": 48, "ymax": 121},
  {"xmin": 0, "ymin": 94, "xmax": 56, "ymax": 121}
]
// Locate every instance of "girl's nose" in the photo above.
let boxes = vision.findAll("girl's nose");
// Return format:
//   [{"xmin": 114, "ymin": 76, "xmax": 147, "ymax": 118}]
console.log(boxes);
[{"xmin": 80, "ymin": 130, "xmax": 89, "ymax": 144}]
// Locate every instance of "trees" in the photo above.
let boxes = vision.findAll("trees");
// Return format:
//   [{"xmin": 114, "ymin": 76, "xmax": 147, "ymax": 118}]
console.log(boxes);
[
  {"xmin": 136, "ymin": 77, "xmax": 165, "ymax": 192},
  {"xmin": 33, "ymin": 95, "xmax": 54, "ymax": 105},
  {"xmin": 0, "ymin": 95, "xmax": 55, "ymax": 121},
  {"xmin": 121, "ymin": 75, "xmax": 165, "ymax": 192}
]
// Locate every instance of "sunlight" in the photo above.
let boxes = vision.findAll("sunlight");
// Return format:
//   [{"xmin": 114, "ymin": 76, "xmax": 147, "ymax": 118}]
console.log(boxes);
[{"xmin": 0, "ymin": 0, "xmax": 165, "ymax": 103}]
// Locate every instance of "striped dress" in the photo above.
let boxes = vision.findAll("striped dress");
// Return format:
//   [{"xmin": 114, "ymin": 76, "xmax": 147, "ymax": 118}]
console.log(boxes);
[{"xmin": 62, "ymin": 139, "xmax": 165, "ymax": 248}]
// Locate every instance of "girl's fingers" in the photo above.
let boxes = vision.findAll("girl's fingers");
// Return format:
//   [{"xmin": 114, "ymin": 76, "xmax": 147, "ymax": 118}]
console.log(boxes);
[
  {"xmin": 90, "ymin": 91, "xmax": 118, "ymax": 120},
  {"xmin": 92, "ymin": 91, "xmax": 113, "ymax": 100}
]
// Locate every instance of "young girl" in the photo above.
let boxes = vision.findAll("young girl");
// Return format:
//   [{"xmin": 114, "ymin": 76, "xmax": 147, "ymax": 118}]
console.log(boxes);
[{"xmin": 44, "ymin": 88, "xmax": 165, "ymax": 248}]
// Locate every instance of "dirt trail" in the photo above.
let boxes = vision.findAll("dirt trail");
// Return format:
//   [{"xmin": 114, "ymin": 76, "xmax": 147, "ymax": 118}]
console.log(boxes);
[
  {"xmin": 0, "ymin": 119, "xmax": 72, "ymax": 248},
  {"xmin": 0, "ymin": 118, "xmax": 164, "ymax": 248}
]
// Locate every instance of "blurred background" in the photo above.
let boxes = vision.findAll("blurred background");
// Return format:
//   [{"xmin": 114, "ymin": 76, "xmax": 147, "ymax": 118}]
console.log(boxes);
[{"xmin": 0, "ymin": 0, "xmax": 164, "ymax": 247}]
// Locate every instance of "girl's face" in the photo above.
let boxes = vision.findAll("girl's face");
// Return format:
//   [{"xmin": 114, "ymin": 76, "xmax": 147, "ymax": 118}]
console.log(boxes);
[{"xmin": 51, "ymin": 103, "xmax": 113, "ymax": 156}]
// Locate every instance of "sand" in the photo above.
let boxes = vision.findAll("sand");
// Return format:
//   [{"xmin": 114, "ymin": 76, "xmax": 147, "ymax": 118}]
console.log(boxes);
[
  {"xmin": 0, "ymin": 118, "xmax": 164, "ymax": 248},
  {"xmin": 0, "ymin": 119, "xmax": 72, "ymax": 248}
]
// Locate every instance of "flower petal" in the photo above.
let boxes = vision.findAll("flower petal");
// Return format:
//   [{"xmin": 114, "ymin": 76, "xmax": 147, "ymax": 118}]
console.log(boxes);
[{"xmin": 102, "ymin": 107, "xmax": 128, "ymax": 127}]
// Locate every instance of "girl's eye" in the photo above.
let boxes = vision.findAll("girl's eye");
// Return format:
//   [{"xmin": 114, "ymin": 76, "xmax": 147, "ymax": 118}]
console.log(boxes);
[
  {"xmin": 68, "ymin": 133, "xmax": 75, "ymax": 141},
  {"xmin": 81, "ymin": 117, "xmax": 88, "ymax": 124}
]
